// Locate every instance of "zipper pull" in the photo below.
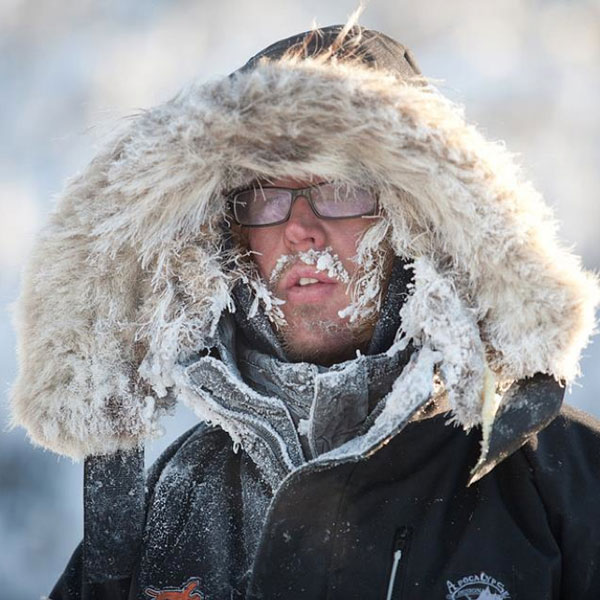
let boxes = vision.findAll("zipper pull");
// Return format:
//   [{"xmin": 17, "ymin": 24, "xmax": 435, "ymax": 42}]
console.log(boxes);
[{"xmin": 385, "ymin": 526, "xmax": 411, "ymax": 600}]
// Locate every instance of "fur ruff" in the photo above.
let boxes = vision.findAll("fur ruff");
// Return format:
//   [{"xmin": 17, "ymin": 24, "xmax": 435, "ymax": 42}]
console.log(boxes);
[{"xmin": 11, "ymin": 54, "xmax": 599, "ymax": 458}]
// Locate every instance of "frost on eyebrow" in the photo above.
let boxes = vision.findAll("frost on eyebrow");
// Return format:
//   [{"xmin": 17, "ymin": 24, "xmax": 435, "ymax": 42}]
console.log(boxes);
[{"xmin": 268, "ymin": 246, "xmax": 351, "ymax": 286}]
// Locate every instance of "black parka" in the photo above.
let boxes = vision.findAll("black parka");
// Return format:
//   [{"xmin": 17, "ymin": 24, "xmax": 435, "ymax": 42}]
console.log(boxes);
[{"xmin": 52, "ymin": 403, "xmax": 600, "ymax": 599}]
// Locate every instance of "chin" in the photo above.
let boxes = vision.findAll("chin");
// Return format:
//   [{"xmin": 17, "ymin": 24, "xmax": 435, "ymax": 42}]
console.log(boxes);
[{"xmin": 278, "ymin": 316, "xmax": 374, "ymax": 366}]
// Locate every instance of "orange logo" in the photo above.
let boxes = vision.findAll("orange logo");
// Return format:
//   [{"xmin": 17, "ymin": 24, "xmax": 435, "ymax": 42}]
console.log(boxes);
[{"xmin": 144, "ymin": 577, "xmax": 204, "ymax": 600}]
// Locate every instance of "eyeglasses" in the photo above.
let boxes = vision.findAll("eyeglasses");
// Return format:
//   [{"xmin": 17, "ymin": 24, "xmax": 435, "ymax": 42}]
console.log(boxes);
[{"xmin": 229, "ymin": 182, "xmax": 378, "ymax": 227}]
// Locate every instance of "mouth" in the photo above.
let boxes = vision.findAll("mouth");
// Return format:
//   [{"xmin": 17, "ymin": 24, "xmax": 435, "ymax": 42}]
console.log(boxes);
[{"xmin": 281, "ymin": 268, "xmax": 339, "ymax": 303}]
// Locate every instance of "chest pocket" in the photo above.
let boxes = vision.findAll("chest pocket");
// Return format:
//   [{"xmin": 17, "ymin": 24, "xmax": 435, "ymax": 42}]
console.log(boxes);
[{"xmin": 385, "ymin": 526, "xmax": 413, "ymax": 600}]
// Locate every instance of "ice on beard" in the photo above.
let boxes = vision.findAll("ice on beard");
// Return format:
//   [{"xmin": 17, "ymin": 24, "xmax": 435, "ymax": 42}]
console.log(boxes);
[{"xmin": 269, "ymin": 247, "xmax": 350, "ymax": 286}]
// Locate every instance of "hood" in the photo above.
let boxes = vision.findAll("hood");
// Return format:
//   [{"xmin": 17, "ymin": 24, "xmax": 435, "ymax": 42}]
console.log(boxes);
[{"xmin": 11, "ymin": 25, "xmax": 599, "ymax": 463}]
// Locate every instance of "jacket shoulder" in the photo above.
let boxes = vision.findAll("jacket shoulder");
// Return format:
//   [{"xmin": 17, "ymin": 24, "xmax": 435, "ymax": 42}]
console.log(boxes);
[
  {"xmin": 533, "ymin": 403, "xmax": 600, "ymax": 455},
  {"xmin": 145, "ymin": 422, "xmax": 232, "ymax": 500},
  {"xmin": 520, "ymin": 404, "xmax": 600, "ymax": 593},
  {"xmin": 520, "ymin": 403, "xmax": 600, "ymax": 479}
]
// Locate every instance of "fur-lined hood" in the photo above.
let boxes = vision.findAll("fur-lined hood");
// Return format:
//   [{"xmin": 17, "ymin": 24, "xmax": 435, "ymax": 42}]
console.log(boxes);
[{"xmin": 11, "ymin": 27, "xmax": 599, "ymax": 463}]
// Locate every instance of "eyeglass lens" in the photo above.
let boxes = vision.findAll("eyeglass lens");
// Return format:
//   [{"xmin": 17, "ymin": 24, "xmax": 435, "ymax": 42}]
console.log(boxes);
[{"xmin": 310, "ymin": 184, "xmax": 376, "ymax": 218}]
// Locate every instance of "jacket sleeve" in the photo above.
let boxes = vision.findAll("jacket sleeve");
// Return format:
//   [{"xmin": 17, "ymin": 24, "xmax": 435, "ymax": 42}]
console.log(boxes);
[{"xmin": 522, "ymin": 405, "xmax": 600, "ymax": 598}]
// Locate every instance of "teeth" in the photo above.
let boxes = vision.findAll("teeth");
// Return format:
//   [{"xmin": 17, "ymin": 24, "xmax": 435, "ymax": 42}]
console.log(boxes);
[{"xmin": 298, "ymin": 277, "xmax": 319, "ymax": 286}]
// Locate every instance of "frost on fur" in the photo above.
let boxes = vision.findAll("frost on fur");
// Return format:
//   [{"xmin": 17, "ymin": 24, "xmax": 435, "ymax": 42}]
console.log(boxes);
[
  {"xmin": 224, "ymin": 243, "xmax": 287, "ymax": 328},
  {"xmin": 137, "ymin": 241, "xmax": 234, "ymax": 398},
  {"xmin": 339, "ymin": 218, "xmax": 391, "ymax": 323},
  {"xmin": 247, "ymin": 277, "xmax": 286, "ymax": 325},
  {"xmin": 391, "ymin": 258, "xmax": 487, "ymax": 430},
  {"xmin": 10, "ymin": 47, "xmax": 599, "ymax": 458}
]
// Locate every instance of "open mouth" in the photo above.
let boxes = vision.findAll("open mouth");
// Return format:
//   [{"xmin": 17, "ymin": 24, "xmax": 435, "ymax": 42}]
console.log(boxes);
[
  {"xmin": 284, "ymin": 269, "xmax": 339, "ymax": 289},
  {"xmin": 276, "ymin": 264, "xmax": 344, "ymax": 305},
  {"xmin": 286, "ymin": 277, "xmax": 338, "ymax": 303}
]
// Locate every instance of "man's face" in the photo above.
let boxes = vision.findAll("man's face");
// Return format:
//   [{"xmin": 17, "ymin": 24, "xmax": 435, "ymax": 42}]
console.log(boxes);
[{"xmin": 244, "ymin": 176, "xmax": 387, "ymax": 364}]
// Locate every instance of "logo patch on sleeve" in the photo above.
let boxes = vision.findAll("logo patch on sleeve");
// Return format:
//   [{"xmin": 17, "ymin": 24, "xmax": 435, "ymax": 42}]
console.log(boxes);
[
  {"xmin": 144, "ymin": 577, "xmax": 204, "ymax": 599},
  {"xmin": 446, "ymin": 571, "xmax": 511, "ymax": 599}
]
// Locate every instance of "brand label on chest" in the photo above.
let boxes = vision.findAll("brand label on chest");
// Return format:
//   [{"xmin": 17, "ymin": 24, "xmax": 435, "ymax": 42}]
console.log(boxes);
[{"xmin": 446, "ymin": 571, "xmax": 511, "ymax": 599}]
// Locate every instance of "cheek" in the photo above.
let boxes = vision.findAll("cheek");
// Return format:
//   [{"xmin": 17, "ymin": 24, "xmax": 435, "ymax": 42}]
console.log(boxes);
[
  {"xmin": 247, "ymin": 228, "xmax": 279, "ymax": 278},
  {"xmin": 331, "ymin": 221, "xmax": 372, "ymax": 262}
]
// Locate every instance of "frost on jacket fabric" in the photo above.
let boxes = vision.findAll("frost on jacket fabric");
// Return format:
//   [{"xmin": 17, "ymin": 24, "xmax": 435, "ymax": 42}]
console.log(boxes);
[
  {"xmin": 51, "ymin": 404, "xmax": 600, "ymax": 599},
  {"xmin": 9, "ymin": 23, "xmax": 600, "ymax": 600}
]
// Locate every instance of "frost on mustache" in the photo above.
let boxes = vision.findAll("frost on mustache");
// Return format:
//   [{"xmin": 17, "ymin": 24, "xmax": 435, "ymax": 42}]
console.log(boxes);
[
  {"xmin": 268, "ymin": 247, "xmax": 350, "ymax": 286},
  {"xmin": 243, "ymin": 247, "xmax": 351, "ymax": 327}
]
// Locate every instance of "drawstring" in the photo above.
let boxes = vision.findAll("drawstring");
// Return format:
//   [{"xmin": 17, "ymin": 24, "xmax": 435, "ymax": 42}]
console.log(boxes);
[
  {"xmin": 83, "ymin": 447, "xmax": 145, "ymax": 582},
  {"xmin": 385, "ymin": 526, "xmax": 411, "ymax": 600},
  {"xmin": 385, "ymin": 548, "xmax": 402, "ymax": 600}
]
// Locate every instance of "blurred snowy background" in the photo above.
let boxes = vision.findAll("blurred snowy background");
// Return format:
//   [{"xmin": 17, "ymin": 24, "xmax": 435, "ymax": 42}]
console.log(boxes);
[{"xmin": 1, "ymin": 0, "xmax": 598, "ymax": 597}]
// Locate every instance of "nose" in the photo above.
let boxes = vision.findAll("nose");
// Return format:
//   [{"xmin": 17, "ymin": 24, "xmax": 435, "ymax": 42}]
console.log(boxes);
[{"xmin": 283, "ymin": 195, "xmax": 327, "ymax": 251}]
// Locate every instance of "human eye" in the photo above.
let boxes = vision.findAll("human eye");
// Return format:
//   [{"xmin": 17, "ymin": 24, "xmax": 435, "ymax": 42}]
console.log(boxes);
[
  {"xmin": 312, "ymin": 183, "xmax": 377, "ymax": 218},
  {"xmin": 257, "ymin": 188, "xmax": 292, "ymax": 222},
  {"xmin": 234, "ymin": 187, "xmax": 291, "ymax": 225}
]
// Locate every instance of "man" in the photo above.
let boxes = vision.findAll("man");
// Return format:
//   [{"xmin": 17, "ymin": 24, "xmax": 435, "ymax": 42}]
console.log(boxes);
[{"xmin": 11, "ymin": 23, "xmax": 600, "ymax": 600}]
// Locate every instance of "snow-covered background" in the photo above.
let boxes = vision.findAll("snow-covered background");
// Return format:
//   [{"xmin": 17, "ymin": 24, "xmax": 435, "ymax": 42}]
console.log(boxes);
[{"xmin": 1, "ymin": 0, "xmax": 598, "ymax": 597}]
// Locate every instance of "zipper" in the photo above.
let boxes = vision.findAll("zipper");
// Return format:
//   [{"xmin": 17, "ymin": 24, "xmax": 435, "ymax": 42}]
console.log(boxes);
[{"xmin": 385, "ymin": 526, "xmax": 412, "ymax": 600}]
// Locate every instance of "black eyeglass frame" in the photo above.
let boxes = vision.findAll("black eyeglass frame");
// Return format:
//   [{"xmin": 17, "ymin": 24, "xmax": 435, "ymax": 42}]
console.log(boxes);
[{"xmin": 228, "ymin": 181, "xmax": 379, "ymax": 227}]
